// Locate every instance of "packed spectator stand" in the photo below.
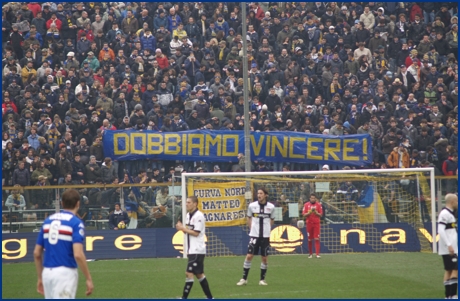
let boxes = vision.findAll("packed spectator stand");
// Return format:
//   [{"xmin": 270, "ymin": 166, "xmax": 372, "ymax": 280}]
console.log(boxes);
[{"xmin": 1, "ymin": 2, "xmax": 458, "ymax": 228}]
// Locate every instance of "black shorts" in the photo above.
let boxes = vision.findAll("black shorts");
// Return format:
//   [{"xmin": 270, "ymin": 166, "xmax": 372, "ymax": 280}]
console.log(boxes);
[
  {"xmin": 247, "ymin": 237, "xmax": 270, "ymax": 257},
  {"xmin": 186, "ymin": 254, "xmax": 205, "ymax": 275},
  {"xmin": 443, "ymin": 254, "xmax": 458, "ymax": 271}
]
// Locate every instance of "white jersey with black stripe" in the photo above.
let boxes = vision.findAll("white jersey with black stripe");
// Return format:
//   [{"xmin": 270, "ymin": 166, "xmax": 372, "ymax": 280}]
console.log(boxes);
[
  {"xmin": 247, "ymin": 201, "xmax": 275, "ymax": 238},
  {"xmin": 437, "ymin": 207, "xmax": 458, "ymax": 255},
  {"xmin": 186, "ymin": 209, "xmax": 206, "ymax": 255}
]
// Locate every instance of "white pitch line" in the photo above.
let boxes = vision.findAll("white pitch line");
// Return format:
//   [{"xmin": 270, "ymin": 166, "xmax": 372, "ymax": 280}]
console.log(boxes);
[{"xmin": 227, "ymin": 290, "xmax": 310, "ymax": 297}]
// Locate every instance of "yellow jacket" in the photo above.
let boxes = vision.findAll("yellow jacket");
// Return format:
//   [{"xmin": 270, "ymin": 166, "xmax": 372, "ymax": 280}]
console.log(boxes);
[
  {"xmin": 172, "ymin": 29, "xmax": 188, "ymax": 39},
  {"xmin": 21, "ymin": 66, "xmax": 37, "ymax": 84}
]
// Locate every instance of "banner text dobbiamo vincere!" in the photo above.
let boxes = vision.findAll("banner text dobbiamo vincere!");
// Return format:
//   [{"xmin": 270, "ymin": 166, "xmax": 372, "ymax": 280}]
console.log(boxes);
[{"xmin": 103, "ymin": 130, "xmax": 372, "ymax": 167}]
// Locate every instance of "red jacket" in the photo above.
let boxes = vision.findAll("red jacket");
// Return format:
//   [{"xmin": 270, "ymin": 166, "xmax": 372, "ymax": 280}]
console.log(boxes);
[
  {"xmin": 99, "ymin": 124, "xmax": 117, "ymax": 134},
  {"xmin": 442, "ymin": 157, "xmax": 457, "ymax": 176},
  {"xmin": 46, "ymin": 18, "xmax": 62, "ymax": 30},
  {"xmin": 77, "ymin": 29, "xmax": 94, "ymax": 42},
  {"xmin": 27, "ymin": 4, "xmax": 42, "ymax": 17},
  {"xmin": 409, "ymin": 4, "xmax": 423, "ymax": 23},
  {"xmin": 156, "ymin": 55, "xmax": 169, "ymax": 69},
  {"xmin": 2, "ymin": 102, "xmax": 18, "ymax": 114},
  {"xmin": 405, "ymin": 56, "xmax": 421, "ymax": 68},
  {"xmin": 253, "ymin": 6, "xmax": 265, "ymax": 21},
  {"xmin": 93, "ymin": 74, "xmax": 105, "ymax": 86}
]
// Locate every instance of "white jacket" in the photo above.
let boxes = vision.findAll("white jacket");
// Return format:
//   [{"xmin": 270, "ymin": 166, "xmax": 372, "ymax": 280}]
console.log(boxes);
[{"xmin": 360, "ymin": 12, "xmax": 375, "ymax": 31}]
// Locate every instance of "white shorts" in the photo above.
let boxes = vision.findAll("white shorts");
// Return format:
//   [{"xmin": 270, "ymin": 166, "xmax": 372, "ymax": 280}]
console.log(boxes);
[{"xmin": 42, "ymin": 266, "xmax": 78, "ymax": 299}]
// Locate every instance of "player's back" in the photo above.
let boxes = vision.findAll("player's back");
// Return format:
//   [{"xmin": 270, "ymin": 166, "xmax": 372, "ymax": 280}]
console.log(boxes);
[{"xmin": 36, "ymin": 211, "xmax": 85, "ymax": 268}]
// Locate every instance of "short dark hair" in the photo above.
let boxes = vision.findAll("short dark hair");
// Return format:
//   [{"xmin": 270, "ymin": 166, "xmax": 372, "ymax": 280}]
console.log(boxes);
[
  {"xmin": 187, "ymin": 196, "xmax": 198, "ymax": 204},
  {"xmin": 62, "ymin": 189, "xmax": 80, "ymax": 209}
]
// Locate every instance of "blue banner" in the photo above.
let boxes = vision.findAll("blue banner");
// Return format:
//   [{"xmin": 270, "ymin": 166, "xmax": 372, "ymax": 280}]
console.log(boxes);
[
  {"xmin": 2, "ymin": 223, "xmax": 434, "ymax": 263},
  {"xmin": 102, "ymin": 130, "xmax": 372, "ymax": 166}
]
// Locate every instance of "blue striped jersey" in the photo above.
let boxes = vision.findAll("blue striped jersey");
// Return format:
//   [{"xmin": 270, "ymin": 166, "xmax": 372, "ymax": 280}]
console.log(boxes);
[{"xmin": 36, "ymin": 210, "xmax": 85, "ymax": 268}]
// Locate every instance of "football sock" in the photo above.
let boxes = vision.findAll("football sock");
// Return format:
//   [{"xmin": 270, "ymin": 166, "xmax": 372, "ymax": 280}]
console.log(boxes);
[
  {"xmin": 260, "ymin": 263, "xmax": 267, "ymax": 280},
  {"xmin": 243, "ymin": 260, "xmax": 251, "ymax": 280},
  {"xmin": 315, "ymin": 240, "xmax": 321, "ymax": 255},
  {"xmin": 450, "ymin": 277, "xmax": 458, "ymax": 297},
  {"xmin": 308, "ymin": 240, "xmax": 313, "ymax": 255},
  {"xmin": 199, "ymin": 276, "xmax": 213, "ymax": 299},
  {"xmin": 445, "ymin": 280, "xmax": 450, "ymax": 298},
  {"xmin": 182, "ymin": 278, "xmax": 194, "ymax": 299}
]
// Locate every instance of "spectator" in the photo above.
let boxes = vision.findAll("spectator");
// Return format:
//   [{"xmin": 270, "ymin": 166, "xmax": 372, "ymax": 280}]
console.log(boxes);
[
  {"xmin": 387, "ymin": 143, "xmax": 410, "ymax": 168},
  {"xmin": 101, "ymin": 157, "xmax": 117, "ymax": 184},
  {"xmin": 442, "ymin": 153, "xmax": 458, "ymax": 193},
  {"xmin": 5, "ymin": 185, "xmax": 26, "ymax": 211},
  {"xmin": 109, "ymin": 203, "xmax": 130, "ymax": 230}
]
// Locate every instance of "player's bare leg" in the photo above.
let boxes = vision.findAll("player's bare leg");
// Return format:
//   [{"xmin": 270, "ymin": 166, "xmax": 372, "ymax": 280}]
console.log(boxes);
[{"xmin": 237, "ymin": 254, "xmax": 253, "ymax": 285}]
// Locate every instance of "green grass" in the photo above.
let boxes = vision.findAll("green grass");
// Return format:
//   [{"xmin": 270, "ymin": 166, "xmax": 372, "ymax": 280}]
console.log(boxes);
[{"xmin": 3, "ymin": 253, "xmax": 442, "ymax": 299}]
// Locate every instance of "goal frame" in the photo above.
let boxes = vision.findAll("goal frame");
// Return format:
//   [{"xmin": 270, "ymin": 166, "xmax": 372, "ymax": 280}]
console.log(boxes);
[{"xmin": 181, "ymin": 167, "xmax": 436, "ymax": 258}]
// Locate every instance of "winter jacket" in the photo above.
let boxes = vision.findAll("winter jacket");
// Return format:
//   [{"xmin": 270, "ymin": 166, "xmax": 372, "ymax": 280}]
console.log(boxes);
[
  {"xmin": 368, "ymin": 37, "xmax": 385, "ymax": 54},
  {"xmin": 27, "ymin": 134, "xmax": 40, "ymax": 150},
  {"xmin": 402, "ymin": 125, "xmax": 418, "ymax": 144},
  {"xmin": 5, "ymin": 195, "xmax": 26, "ymax": 211},
  {"xmin": 414, "ymin": 134, "xmax": 434, "ymax": 151},
  {"xmin": 101, "ymin": 164, "xmax": 117, "ymax": 184},
  {"xmin": 77, "ymin": 39, "xmax": 91, "ymax": 56},
  {"xmin": 446, "ymin": 31, "xmax": 459, "ymax": 49},
  {"xmin": 381, "ymin": 134, "xmax": 398, "ymax": 154},
  {"xmin": 12, "ymin": 168, "xmax": 30, "ymax": 186},
  {"xmin": 121, "ymin": 16, "xmax": 139, "ymax": 35},
  {"xmin": 154, "ymin": 16, "xmax": 169, "ymax": 31},
  {"xmin": 157, "ymin": 89, "xmax": 173, "ymax": 107},
  {"xmin": 184, "ymin": 58, "xmax": 200, "ymax": 77},
  {"xmin": 31, "ymin": 168, "xmax": 53, "ymax": 185},
  {"xmin": 140, "ymin": 34, "xmax": 156, "ymax": 52},
  {"xmin": 57, "ymin": 158, "xmax": 73, "ymax": 177},
  {"xmin": 109, "ymin": 210, "xmax": 129, "ymax": 229},
  {"xmin": 387, "ymin": 148, "xmax": 410, "ymax": 168},
  {"xmin": 193, "ymin": 101, "xmax": 210, "ymax": 120},
  {"xmin": 360, "ymin": 12, "xmax": 375, "ymax": 31},
  {"xmin": 168, "ymin": 15, "xmax": 183, "ymax": 32},
  {"xmin": 442, "ymin": 156, "xmax": 457, "ymax": 176},
  {"xmin": 85, "ymin": 163, "xmax": 101, "ymax": 183}
]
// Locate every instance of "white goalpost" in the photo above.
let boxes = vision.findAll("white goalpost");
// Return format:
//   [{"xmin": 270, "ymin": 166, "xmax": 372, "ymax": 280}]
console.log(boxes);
[{"xmin": 181, "ymin": 168, "xmax": 437, "ymax": 258}]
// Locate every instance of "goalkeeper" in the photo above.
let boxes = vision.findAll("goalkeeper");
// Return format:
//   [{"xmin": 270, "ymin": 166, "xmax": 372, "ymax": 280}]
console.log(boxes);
[
  {"xmin": 301, "ymin": 194, "xmax": 323, "ymax": 258},
  {"xmin": 109, "ymin": 203, "xmax": 129, "ymax": 230}
]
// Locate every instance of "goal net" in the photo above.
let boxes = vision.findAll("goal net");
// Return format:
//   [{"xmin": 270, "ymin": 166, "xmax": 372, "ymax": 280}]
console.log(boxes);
[{"xmin": 181, "ymin": 168, "xmax": 436, "ymax": 257}]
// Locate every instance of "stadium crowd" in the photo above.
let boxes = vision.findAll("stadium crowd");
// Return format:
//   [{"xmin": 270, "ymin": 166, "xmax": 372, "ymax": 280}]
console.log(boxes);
[{"xmin": 1, "ymin": 2, "xmax": 458, "ymax": 221}]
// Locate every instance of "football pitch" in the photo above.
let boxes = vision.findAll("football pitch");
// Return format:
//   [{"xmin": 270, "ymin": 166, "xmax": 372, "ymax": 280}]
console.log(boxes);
[{"xmin": 3, "ymin": 253, "xmax": 442, "ymax": 299}]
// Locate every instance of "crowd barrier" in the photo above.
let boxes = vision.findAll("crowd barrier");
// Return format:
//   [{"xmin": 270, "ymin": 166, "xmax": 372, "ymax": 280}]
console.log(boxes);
[{"xmin": 2, "ymin": 222, "xmax": 437, "ymax": 263}]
